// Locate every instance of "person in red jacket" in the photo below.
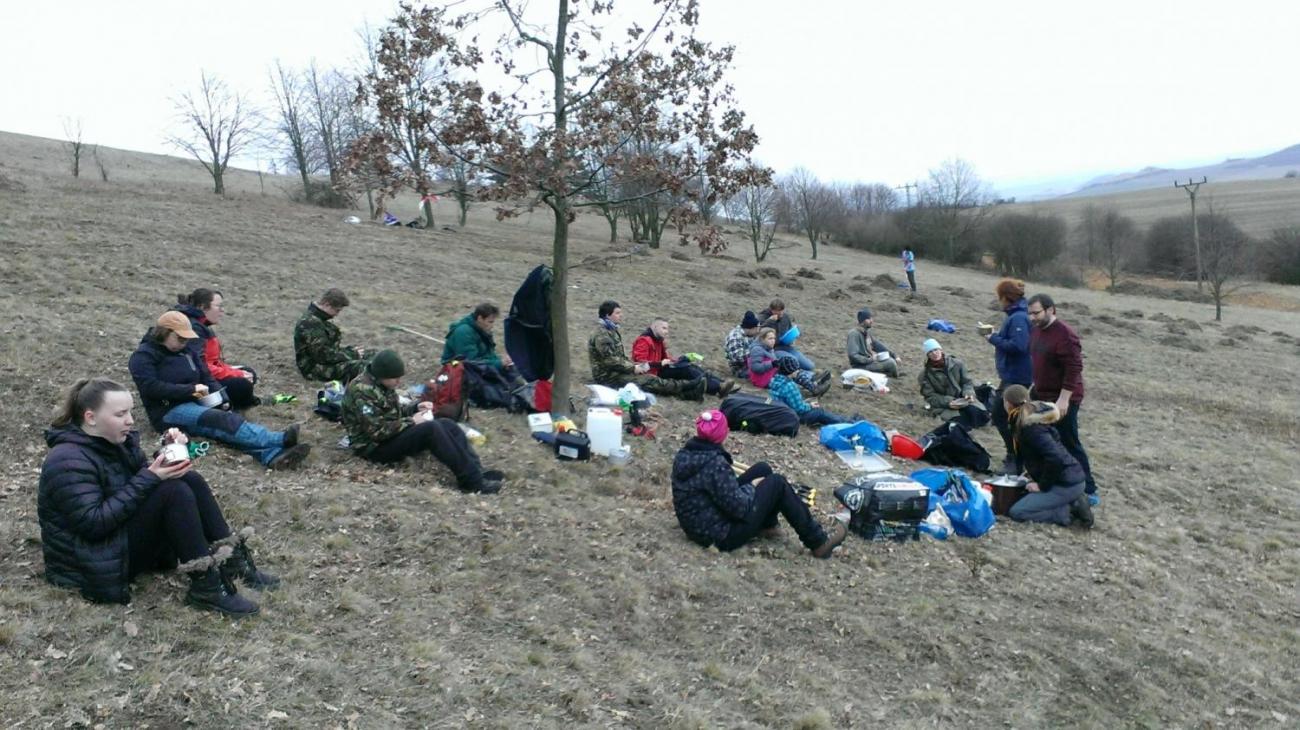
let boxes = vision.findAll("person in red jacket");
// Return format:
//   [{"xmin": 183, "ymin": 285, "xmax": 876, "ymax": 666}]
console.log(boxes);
[
  {"xmin": 174, "ymin": 289, "xmax": 259, "ymax": 410},
  {"xmin": 632, "ymin": 318, "xmax": 739, "ymax": 398},
  {"xmin": 1027, "ymin": 293, "xmax": 1097, "ymax": 502}
]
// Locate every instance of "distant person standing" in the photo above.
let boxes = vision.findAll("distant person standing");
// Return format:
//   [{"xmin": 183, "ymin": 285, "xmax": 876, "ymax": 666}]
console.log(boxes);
[
  {"xmin": 1027, "ymin": 293, "xmax": 1097, "ymax": 502},
  {"xmin": 901, "ymin": 247, "xmax": 917, "ymax": 292}
]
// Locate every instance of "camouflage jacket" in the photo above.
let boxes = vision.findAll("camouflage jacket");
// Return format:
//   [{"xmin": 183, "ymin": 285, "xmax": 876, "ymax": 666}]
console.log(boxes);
[
  {"xmin": 588, "ymin": 324, "xmax": 634, "ymax": 386},
  {"xmin": 340, "ymin": 374, "xmax": 417, "ymax": 456},
  {"xmin": 294, "ymin": 303, "xmax": 363, "ymax": 381}
]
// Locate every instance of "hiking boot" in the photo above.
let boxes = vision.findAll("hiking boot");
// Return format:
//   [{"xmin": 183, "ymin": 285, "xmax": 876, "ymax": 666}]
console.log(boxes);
[
  {"xmin": 717, "ymin": 379, "xmax": 740, "ymax": 398},
  {"xmin": 466, "ymin": 469, "xmax": 505, "ymax": 495},
  {"xmin": 221, "ymin": 540, "xmax": 280, "ymax": 591},
  {"xmin": 269, "ymin": 443, "xmax": 311, "ymax": 470},
  {"xmin": 815, "ymin": 369, "xmax": 832, "ymax": 385},
  {"xmin": 811, "ymin": 379, "xmax": 832, "ymax": 397},
  {"xmin": 1070, "ymin": 495, "xmax": 1095, "ymax": 529},
  {"xmin": 812, "ymin": 521, "xmax": 848, "ymax": 559},
  {"xmin": 283, "ymin": 424, "xmax": 300, "ymax": 448},
  {"xmin": 185, "ymin": 565, "xmax": 259, "ymax": 617}
]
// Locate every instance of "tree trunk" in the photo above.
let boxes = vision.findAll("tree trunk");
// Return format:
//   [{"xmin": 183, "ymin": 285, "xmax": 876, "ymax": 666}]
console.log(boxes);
[
  {"xmin": 422, "ymin": 198, "xmax": 435, "ymax": 229},
  {"xmin": 550, "ymin": 202, "xmax": 571, "ymax": 414},
  {"xmin": 213, "ymin": 169, "xmax": 224, "ymax": 195},
  {"xmin": 811, "ymin": 236, "xmax": 818, "ymax": 260},
  {"xmin": 365, "ymin": 189, "xmax": 376, "ymax": 219},
  {"xmin": 458, "ymin": 199, "xmax": 468, "ymax": 227},
  {"xmin": 605, "ymin": 211, "xmax": 618, "ymax": 242}
]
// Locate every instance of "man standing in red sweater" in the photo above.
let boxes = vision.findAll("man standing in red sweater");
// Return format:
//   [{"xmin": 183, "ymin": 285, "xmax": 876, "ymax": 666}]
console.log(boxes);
[{"xmin": 1027, "ymin": 293, "xmax": 1097, "ymax": 502}]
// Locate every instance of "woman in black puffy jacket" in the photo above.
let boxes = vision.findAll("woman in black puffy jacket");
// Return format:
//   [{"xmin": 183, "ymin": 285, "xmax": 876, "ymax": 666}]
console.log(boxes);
[
  {"xmin": 1003, "ymin": 384, "xmax": 1094, "ymax": 528},
  {"xmin": 37, "ymin": 379, "xmax": 279, "ymax": 615}
]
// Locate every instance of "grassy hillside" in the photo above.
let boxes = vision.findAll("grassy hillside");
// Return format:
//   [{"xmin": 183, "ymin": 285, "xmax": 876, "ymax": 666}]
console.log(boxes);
[
  {"xmin": 1001, "ymin": 176, "xmax": 1300, "ymax": 239},
  {"xmin": 2, "ymin": 132, "xmax": 1299, "ymax": 728}
]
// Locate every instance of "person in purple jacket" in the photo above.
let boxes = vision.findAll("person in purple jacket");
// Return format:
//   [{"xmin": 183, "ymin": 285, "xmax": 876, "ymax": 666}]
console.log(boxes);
[{"xmin": 1027, "ymin": 293, "xmax": 1097, "ymax": 501}]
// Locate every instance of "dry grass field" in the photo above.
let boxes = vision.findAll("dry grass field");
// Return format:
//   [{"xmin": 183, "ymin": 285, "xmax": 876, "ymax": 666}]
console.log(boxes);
[
  {"xmin": 1003, "ymin": 177, "xmax": 1300, "ymax": 239},
  {"xmin": 2, "ymin": 132, "xmax": 1299, "ymax": 728}
]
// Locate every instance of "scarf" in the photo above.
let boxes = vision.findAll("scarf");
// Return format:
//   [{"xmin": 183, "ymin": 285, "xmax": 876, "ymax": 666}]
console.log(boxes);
[{"xmin": 599, "ymin": 317, "xmax": 619, "ymax": 331}]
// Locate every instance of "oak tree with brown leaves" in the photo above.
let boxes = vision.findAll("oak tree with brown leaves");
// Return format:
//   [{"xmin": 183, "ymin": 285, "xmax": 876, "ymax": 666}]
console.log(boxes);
[{"xmin": 351, "ymin": 0, "xmax": 767, "ymax": 402}]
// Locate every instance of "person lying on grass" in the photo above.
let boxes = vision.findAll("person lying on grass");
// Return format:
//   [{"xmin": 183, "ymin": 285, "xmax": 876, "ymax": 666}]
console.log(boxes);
[
  {"xmin": 749, "ymin": 328, "xmax": 854, "ymax": 427},
  {"xmin": 173, "ymin": 287, "xmax": 260, "ymax": 410},
  {"xmin": 632, "ymin": 317, "xmax": 739, "ymax": 398},
  {"xmin": 294, "ymin": 287, "xmax": 371, "ymax": 383},
  {"xmin": 1002, "ymin": 384, "xmax": 1094, "ymax": 528},
  {"xmin": 341, "ymin": 349, "xmax": 504, "ymax": 494},
  {"xmin": 38, "ymin": 378, "xmax": 275, "ymax": 616},
  {"xmin": 671, "ymin": 409, "xmax": 847, "ymax": 558},
  {"xmin": 128, "ymin": 312, "xmax": 310, "ymax": 470}
]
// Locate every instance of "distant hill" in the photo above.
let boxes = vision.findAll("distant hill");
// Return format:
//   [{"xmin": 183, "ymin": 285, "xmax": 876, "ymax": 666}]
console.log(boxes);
[{"xmin": 1065, "ymin": 144, "xmax": 1300, "ymax": 198}]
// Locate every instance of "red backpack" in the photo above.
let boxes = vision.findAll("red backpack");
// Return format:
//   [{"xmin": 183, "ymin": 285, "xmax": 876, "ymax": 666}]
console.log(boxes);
[{"xmin": 424, "ymin": 361, "xmax": 470, "ymax": 421}]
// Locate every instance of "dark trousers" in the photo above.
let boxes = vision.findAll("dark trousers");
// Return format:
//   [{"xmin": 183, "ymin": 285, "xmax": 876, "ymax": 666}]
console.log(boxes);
[
  {"xmin": 1009, "ymin": 481, "xmax": 1085, "ymax": 526},
  {"xmin": 661, "ymin": 362, "xmax": 723, "ymax": 394},
  {"xmin": 220, "ymin": 375, "xmax": 258, "ymax": 410},
  {"xmin": 906, "ymin": 270, "xmax": 917, "ymax": 292},
  {"xmin": 126, "ymin": 472, "xmax": 231, "ymax": 576},
  {"xmin": 1054, "ymin": 402, "xmax": 1096, "ymax": 494},
  {"xmin": 717, "ymin": 471, "xmax": 827, "ymax": 551},
  {"xmin": 799, "ymin": 407, "xmax": 850, "ymax": 427},
  {"xmin": 368, "ymin": 418, "xmax": 484, "ymax": 491}
]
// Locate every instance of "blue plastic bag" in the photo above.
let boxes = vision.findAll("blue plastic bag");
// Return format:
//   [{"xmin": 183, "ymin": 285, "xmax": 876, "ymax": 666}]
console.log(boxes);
[
  {"xmin": 910, "ymin": 468, "xmax": 995, "ymax": 538},
  {"xmin": 819, "ymin": 421, "xmax": 887, "ymax": 453},
  {"xmin": 927, "ymin": 319, "xmax": 957, "ymax": 333},
  {"xmin": 779, "ymin": 325, "xmax": 801, "ymax": 345}
]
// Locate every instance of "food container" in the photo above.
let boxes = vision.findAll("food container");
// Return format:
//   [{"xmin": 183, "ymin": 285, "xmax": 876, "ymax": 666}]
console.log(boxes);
[
  {"xmin": 197, "ymin": 388, "xmax": 227, "ymax": 408},
  {"xmin": 874, "ymin": 351, "xmax": 892, "ymax": 362},
  {"xmin": 161, "ymin": 442, "xmax": 190, "ymax": 464},
  {"xmin": 889, "ymin": 433, "xmax": 925, "ymax": 460},
  {"xmin": 527, "ymin": 413, "xmax": 554, "ymax": 434},
  {"xmin": 779, "ymin": 325, "xmax": 800, "ymax": 345},
  {"xmin": 983, "ymin": 475, "xmax": 1028, "ymax": 515}
]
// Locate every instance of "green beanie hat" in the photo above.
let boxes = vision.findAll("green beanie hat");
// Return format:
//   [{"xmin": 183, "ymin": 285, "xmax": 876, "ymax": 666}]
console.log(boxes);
[{"xmin": 369, "ymin": 349, "xmax": 405, "ymax": 379}]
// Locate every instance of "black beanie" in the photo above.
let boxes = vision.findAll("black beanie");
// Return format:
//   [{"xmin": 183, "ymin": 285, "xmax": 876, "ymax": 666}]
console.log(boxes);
[
  {"xmin": 857, "ymin": 307, "xmax": 873, "ymax": 323},
  {"xmin": 369, "ymin": 349, "xmax": 405, "ymax": 379},
  {"xmin": 741, "ymin": 310, "xmax": 759, "ymax": 328}
]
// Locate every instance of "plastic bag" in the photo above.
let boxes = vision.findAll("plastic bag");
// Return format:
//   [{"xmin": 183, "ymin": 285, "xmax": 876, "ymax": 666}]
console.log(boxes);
[
  {"xmin": 918, "ymin": 506, "xmax": 953, "ymax": 540},
  {"xmin": 840, "ymin": 369, "xmax": 889, "ymax": 392},
  {"xmin": 819, "ymin": 420, "xmax": 888, "ymax": 453},
  {"xmin": 909, "ymin": 468, "xmax": 995, "ymax": 538}
]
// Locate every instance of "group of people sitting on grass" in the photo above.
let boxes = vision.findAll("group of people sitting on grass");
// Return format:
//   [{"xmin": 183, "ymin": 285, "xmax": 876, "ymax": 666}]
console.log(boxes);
[{"xmin": 38, "ymin": 275, "xmax": 1096, "ymax": 616}]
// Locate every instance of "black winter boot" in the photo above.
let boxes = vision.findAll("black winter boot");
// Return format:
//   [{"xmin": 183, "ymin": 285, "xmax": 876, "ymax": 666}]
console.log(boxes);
[{"xmin": 181, "ymin": 548, "xmax": 259, "ymax": 616}]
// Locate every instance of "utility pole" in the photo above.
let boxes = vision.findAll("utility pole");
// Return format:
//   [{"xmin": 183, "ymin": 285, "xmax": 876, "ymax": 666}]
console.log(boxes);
[
  {"xmin": 1175, "ymin": 177, "xmax": 1208, "ymax": 292},
  {"xmin": 895, "ymin": 182, "xmax": 916, "ymax": 208}
]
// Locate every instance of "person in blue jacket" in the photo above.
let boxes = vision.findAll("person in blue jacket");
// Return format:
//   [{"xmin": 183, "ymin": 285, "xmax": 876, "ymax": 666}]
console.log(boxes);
[
  {"xmin": 1002, "ymin": 385, "xmax": 1094, "ymax": 528},
  {"xmin": 671, "ymin": 409, "xmax": 846, "ymax": 557},
  {"xmin": 128, "ymin": 311, "xmax": 310, "ymax": 469},
  {"xmin": 984, "ymin": 278, "xmax": 1032, "ymax": 473}
]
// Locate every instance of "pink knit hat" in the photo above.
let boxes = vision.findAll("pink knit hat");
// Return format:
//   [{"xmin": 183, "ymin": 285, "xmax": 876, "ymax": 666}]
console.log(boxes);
[{"xmin": 695, "ymin": 409, "xmax": 729, "ymax": 444}]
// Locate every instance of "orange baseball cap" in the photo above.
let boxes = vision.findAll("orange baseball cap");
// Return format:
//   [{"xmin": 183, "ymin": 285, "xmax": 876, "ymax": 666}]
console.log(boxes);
[{"xmin": 156, "ymin": 311, "xmax": 199, "ymax": 339}]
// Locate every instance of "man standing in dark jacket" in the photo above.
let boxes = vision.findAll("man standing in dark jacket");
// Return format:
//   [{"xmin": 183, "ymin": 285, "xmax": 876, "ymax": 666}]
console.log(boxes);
[
  {"xmin": 1027, "ymin": 293, "xmax": 1097, "ymax": 501},
  {"xmin": 984, "ymin": 279, "xmax": 1033, "ymax": 473}
]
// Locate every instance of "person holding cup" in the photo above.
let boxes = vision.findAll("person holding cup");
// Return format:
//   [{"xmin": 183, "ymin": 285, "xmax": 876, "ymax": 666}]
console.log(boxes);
[
  {"xmin": 340, "ymin": 350, "xmax": 504, "ymax": 494},
  {"xmin": 38, "ymin": 378, "xmax": 278, "ymax": 615},
  {"xmin": 128, "ymin": 312, "xmax": 310, "ymax": 469}
]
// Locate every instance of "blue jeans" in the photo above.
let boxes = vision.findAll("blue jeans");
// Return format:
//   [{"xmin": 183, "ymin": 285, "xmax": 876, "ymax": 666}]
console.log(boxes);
[
  {"xmin": 775, "ymin": 345, "xmax": 815, "ymax": 372},
  {"xmin": 1009, "ymin": 481, "xmax": 1085, "ymax": 526},
  {"xmin": 163, "ymin": 403, "xmax": 285, "ymax": 466}
]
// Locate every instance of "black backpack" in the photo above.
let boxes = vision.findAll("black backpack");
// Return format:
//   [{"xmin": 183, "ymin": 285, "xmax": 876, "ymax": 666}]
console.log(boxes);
[
  {"xmin": 719, "ymin": 394, "xmax": 800, "ymax": 437},
  {"xmin": 919, "ymin": 420, "xmax": 991, "ymax": 473}
]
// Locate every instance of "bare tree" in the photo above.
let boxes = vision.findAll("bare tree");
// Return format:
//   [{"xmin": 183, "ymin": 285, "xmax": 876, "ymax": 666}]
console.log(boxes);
[
  {"xmin": 61, "ymin": 118, "xmax": 86, "ymax": 178},
  {"xmin": 355, "ymin": 1, "xmax": 764, "ymax": 404},
  {"xmin": 305, "ymin": 63, "xmax": 351, "ymax": 188},
  {"xmin": 91, "ymin": 146, "xmax": 109, "ymax": 182},
  {"xmin": 727, "ymin": 182, "xmax": 780, "ymax": 262},
  {"xmin": 1199, "ymin": 203, "xmax": 1252, "ymax": 321},
  {"xmin": 1076, "ymin": 204, "xmax": 1104, "ymax": 264},
  {"xmin": 920, "ymin": 157, "xmax": 991, "ymax": 262},
  {"xmin": 268, "ymin": 60, "xmax": 317, "ymax": 197},
  {"xmin": 785, "ymin": 167, "xmax": 839, "ymax": 259},
  {"xmin": 1095, "ymin": 208, "xmax": 1137, "ymax": 291},
  {"xmin": 167, "ymin": 71, "xmax": 258, "ymax": 195}
]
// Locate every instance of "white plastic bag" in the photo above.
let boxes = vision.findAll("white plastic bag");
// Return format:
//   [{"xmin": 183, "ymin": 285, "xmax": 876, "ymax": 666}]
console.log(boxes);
[
  {"xmin": 841, "ymin": 368, "xmax": 889, "ymax": 393},
  {"xmin": 919, "ymin": 506, "xmax": 954, "ymax": 540}
]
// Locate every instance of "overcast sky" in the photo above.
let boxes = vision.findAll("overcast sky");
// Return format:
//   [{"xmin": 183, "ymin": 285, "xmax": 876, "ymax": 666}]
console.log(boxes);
[{"xmin": 3, "ymin": 0, "xmax": 1297, "ymax": 198}]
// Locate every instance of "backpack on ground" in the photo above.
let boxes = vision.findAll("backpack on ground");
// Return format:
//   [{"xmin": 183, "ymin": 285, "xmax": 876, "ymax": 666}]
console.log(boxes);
[
  {"xmin": 314, "ymin": 381, "xmax": 345, "ymax": 421},
  {"xmin": 461, "ymin": 361, "xmax": 527, "ymax": 412},
  {"xmin": 834, "ymin": 473, "xmax": 929, "ymax": 542},
  {"xmin": 424, "ymin": 361, "xmax": 470, "ymax": 421},
  {"xmin": 719, "ymin": 393, "xmax": 799, "ymax": 437},
  {"xmin": 919, "ymin": 420, "xmax": 991, "ymax": 473}
]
